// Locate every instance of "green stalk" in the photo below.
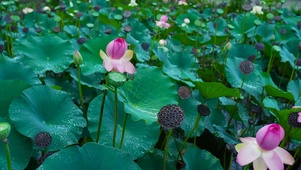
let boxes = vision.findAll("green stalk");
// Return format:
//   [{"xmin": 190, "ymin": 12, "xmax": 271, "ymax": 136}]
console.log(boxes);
[
  {"xmin": 119, "ymin": 113, "xmax": 128, "ymax": 149},
  {"xmin": 77, "ymin": 66, "xmax": 86, "ymax": 121},
  {"xmin": 289, "ymin": 52, "xmax": 300, "ymax": 80},
  {"xmin": 95, "ymin": 90, "xmax": 107, "ymax": 143},
  {"xmin": 177, "ymin": 114, "xmax": 201, "ymax": 160},
  {"xmin": 286, "ymin": 143, "xmax": 301, "ymax": 170},
  {"xmin": 163, "ymin": 130, "xmax": 172, "ymax": 170},
  {"xmin": 226, "ymin": 75, "xmax": 246, "ymax": 130},
  {"xmin": 112, "ymin": 87, "xmax": 118, "ymax": 148},
  {"xmin": 172, "ymin": 133, "xmax": 184, "ymax": 162},
  {"xmin": 3, "ymin": 139, "xmax": 12, "ymax": 170},
  {"xmin": 267, "ymin": 49, "xmax": 274, "ymax": 73}
]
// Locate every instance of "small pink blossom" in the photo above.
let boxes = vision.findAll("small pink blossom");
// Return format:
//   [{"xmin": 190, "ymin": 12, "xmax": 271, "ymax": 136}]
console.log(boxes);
[
  {"xmin": 235, "ymin": 124, "xmax": 294, "ymax": 170},
  {"xmin": 156, "ymin": 15, "xmax": 171, "ymax": 29},
  {"xmin": 100, "ymin": 38, "xmax": 136, "ymax": 74},
  {"xmin": 178, "ymin": 0, "xmax": 188, "ymax": 6}
]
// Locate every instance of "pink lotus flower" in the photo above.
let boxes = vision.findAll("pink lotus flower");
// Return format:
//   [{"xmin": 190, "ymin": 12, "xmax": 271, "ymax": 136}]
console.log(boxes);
[
  {"xmin": 235, "ymin": 124, "xmax": 295, "ymax": 170},
  {"xmin": 100, "ymin": 38, "xmax": 136, "ymax": 74},
  {"xmin": 156, "ymin": 15, "xmax": 171, "ymax": 29}
]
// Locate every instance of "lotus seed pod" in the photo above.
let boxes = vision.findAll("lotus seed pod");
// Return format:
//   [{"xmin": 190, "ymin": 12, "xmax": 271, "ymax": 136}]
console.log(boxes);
[
  {"xmin": 254, "ymin": 42, "xmax": 265, "ymax": 51},
  {"xmin": 288, "ymin": 112, "xmax": 301, "ymax": 128},
  {"xmin": 107, "ymin": 72, "xmax": 126, "ymax": 88},
  {"xmin": 0, "ymin": 122, "xmax": 11, "ymax": 140},
  {"xmin": 178, "ymin": 86, "xmax": 191, "ymax": 99},
  {"xmin": 197, "ymin": 104, "xmax": 211, "ymax": 116},
  {"xmin": 157, "ymin": 104, "xmax": 184, "ymax": 130},
  {"xmin": 239, "ymin": 60, "xmax": 254, "ymax": 74},
  {"xmin": 34, "ymin": 132, "xmax": 52, "ymax": 148}
]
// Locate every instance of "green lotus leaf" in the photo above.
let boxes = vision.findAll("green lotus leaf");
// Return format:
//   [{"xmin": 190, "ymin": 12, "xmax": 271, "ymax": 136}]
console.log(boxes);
[
  {"xmin": 87, "ymin": 91, "xmax": 160, "ymax": 159},
  {"xmin": 183, "ymin": 147, "xmax": 223, "ymax": 170},
  {"xmin": 204, "ymin": 108, "xmax": 226, "ymax": 134},
  {"xmin": 0, "ymin": 120, "xmax": 32, "ymax": 170},
  {"xmin": 256, "ymin": 22, "xmax": 275, "ymax": 42},
  {"xmin": 14, "ymin": 34, "xmax": 74, "ymax": 74},
  {"xmin": 194, "ymin": 82, "xmax": 240, "ymax": 99},
  {"xmin": 136, "ymin": 150, "xmax": 175, "ymax": 170},
  {"xmin": 279, "ymin": 46, "xmax": 296, "ymax": 68},
  {"xmin": 119, "ymin": 67, "xmax": 178, "ymax": 124},
  {"xmin": 37, "ymin": 143, "xmax": 141, "ymax": 170},
  {"xmin": 229, "ymin": 14, "xmax": 257, "ymax": 40},
  {"xmin": 9, "ymin": 85, "xmax": 86, "ymax": 151},
  {"xmin": 225, "ymin": 56, "xmax": 262, "ymax": 100},
  {"xmin": 264, "ymin": 84, "xmax": 295, "ymax": 102},
  {"xmin": 79, "ymin": 36, "xmax": 116, "ymax": 75},
  {"xmin": 0, "ymin": 80, "xmax": 31, "ymax": 119},
  {"xmin": 153, "ymin": 47, "xmax": 199, "ymax": 86},
  {"xmin": 0, "ymin": 59, "xmax": 40, "ymax": 84},
  {"xmin": 287, "ymin": 79, "xmax": 301, "ymax": 101},
  {"xmin": 227, "ymin": 44, "xmax": 257, "ymax": 60},
  {"xmin": 68, "ymin": 68, "xmax": 106, "ymax": 90}
]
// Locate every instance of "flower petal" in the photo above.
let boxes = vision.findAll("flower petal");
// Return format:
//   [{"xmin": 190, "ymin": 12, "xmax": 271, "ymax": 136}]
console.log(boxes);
[
  {"xmin": 236, "ymin": 143, "xmax": 261, "ymax": 166},
  {"xmin": 240, "ymin": 137, "xmax": 256, "ymax": 144},
  {"xmin": 120, "ymin": 50, "xmax": 133, "ymax": 61},
  {"xmin": 103, "ymin": 58, "xmax": 113, "ymax": 72},
  {"xmin": 256, "ymin": 123, "xmax": 284, "ymax": 150},
  {"xmin": 100, "ymin": 50, "xmax": 109, "ymax": 60},
  {"xmin": 262, "ymin": 151, "xmax": 283, "ymax": 170},
  {"xmin": 111, "ymin": 59, "xmax": 125, "ymax": 73},
  {"xmin": 124, "ymin": 61, "xmax": 136, "ymax": 74},
  {"xmin": 274, "ymin": 147, "xmax": 295, "ymax": 165},
  {"xmin": 253, "ymin": 155, "xmax": 267, "ymax": 170}
]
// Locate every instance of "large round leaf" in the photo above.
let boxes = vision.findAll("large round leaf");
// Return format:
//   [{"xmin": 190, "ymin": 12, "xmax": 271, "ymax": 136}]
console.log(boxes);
[
  {"xmin": 118, "ymin": 66, "xmax": 178, "ymax": 124},
  {"xmin": 0, "ymin": 60, "xmax": 40, "ymax": 85},
  {"xmin": 183, "ymin": 147, "xmax": 223, "ymax": 170},
  {"xmin": 9, "ymin": 85, "xmax": 87, "ymax": 151},
  {"xmin": 88, "ymin": 91, "xmax": 160, "ymax": 159},
  {"xmin": 225, "ymin": 56, "xmax": 263, "ymax": 100},
  {"xmin": 0, "ymin": 121, "xmax": 32, "ymax": 170},
  {"xmin": 37, "ymin": 143, "xmax": 141, "ymax": 170},
  {"xmin": 14, "ymin": 34, "xmax": 74, "ymax": 74}
]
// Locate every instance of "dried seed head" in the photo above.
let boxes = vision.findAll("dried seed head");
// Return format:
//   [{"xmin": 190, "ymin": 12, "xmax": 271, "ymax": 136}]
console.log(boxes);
[
  {"xmin": 297, "ymin": 21, "xmax": 301, "ymax": 29},
  {"xmin": 279, "ymin": 28, "xmax": 287, "ymax": 34},
  {"xmin": 141, "ymin": 42, "xmax": 150, "ymax": 51},
  {"xmin": 77, "ymin": 37, "xmax": 87, "ymax": 45},
  {"xmin": 197, "ymin": 104, "xmax": 211, "ymax": 116},
  {"xmin": 157, "ymin": 104, "xmax": 184, "ymax": 130},
  {"xmin": 124, "ymin": 25, "xmax": 132, "ymax": 33},
  {"xmin": 251, "ymin": 105, "xmax": 262, "ymax": 114},
  {"xmin": 254, "ymin": 42, "xmax": 264, "ymax": 51},
  {"xmin": 288, "ymin": 112, "xmax": 301, "ymax": 128},
  {"xmin": 34, "ymin": 132, "xmax": 52, "ymax": 148},
  {"xmin": 247, "ymin": 55, "xmax": 256, "ymax": 62},
  {"xmin": 239, "ymin": 60, "xmax": 254, "ymax": 74},
  {"xmin": 178, "ymin": 86, "xmax": 191, "ymax": 99},
  {"xmin": 94, "ymin": 5, "xmax": 101, "ymax": 11},
  {"xmin": 0, "ymin": 44, "xmax": 4, "ymax": 53},
  {"xmin": 242, "ymin": 4, "xmax": 252, "ymax": 11}
]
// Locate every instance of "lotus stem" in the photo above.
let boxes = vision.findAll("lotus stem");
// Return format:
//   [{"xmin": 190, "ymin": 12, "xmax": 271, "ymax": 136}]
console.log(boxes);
[
  {"xmin": 119, "ymin": 113, "xmax": 128, "ymax": 149},
  {"xmin": 112, "ymin": 87, "xmax": 118, "ymax": 148},
  {"xmin": 96, "ymin": 90, "xmax": 107, "ymax": 143},
  {"xmin": 3, "ymin": 139, "xmax": 12, "ymax": 170},
  {"xmin": 163, "ymin": 130, "xmax": 172, "ymax": 170},
  {"xmin": 77, "ymin": 66, "xmax": 86, "ymax": 122}
]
